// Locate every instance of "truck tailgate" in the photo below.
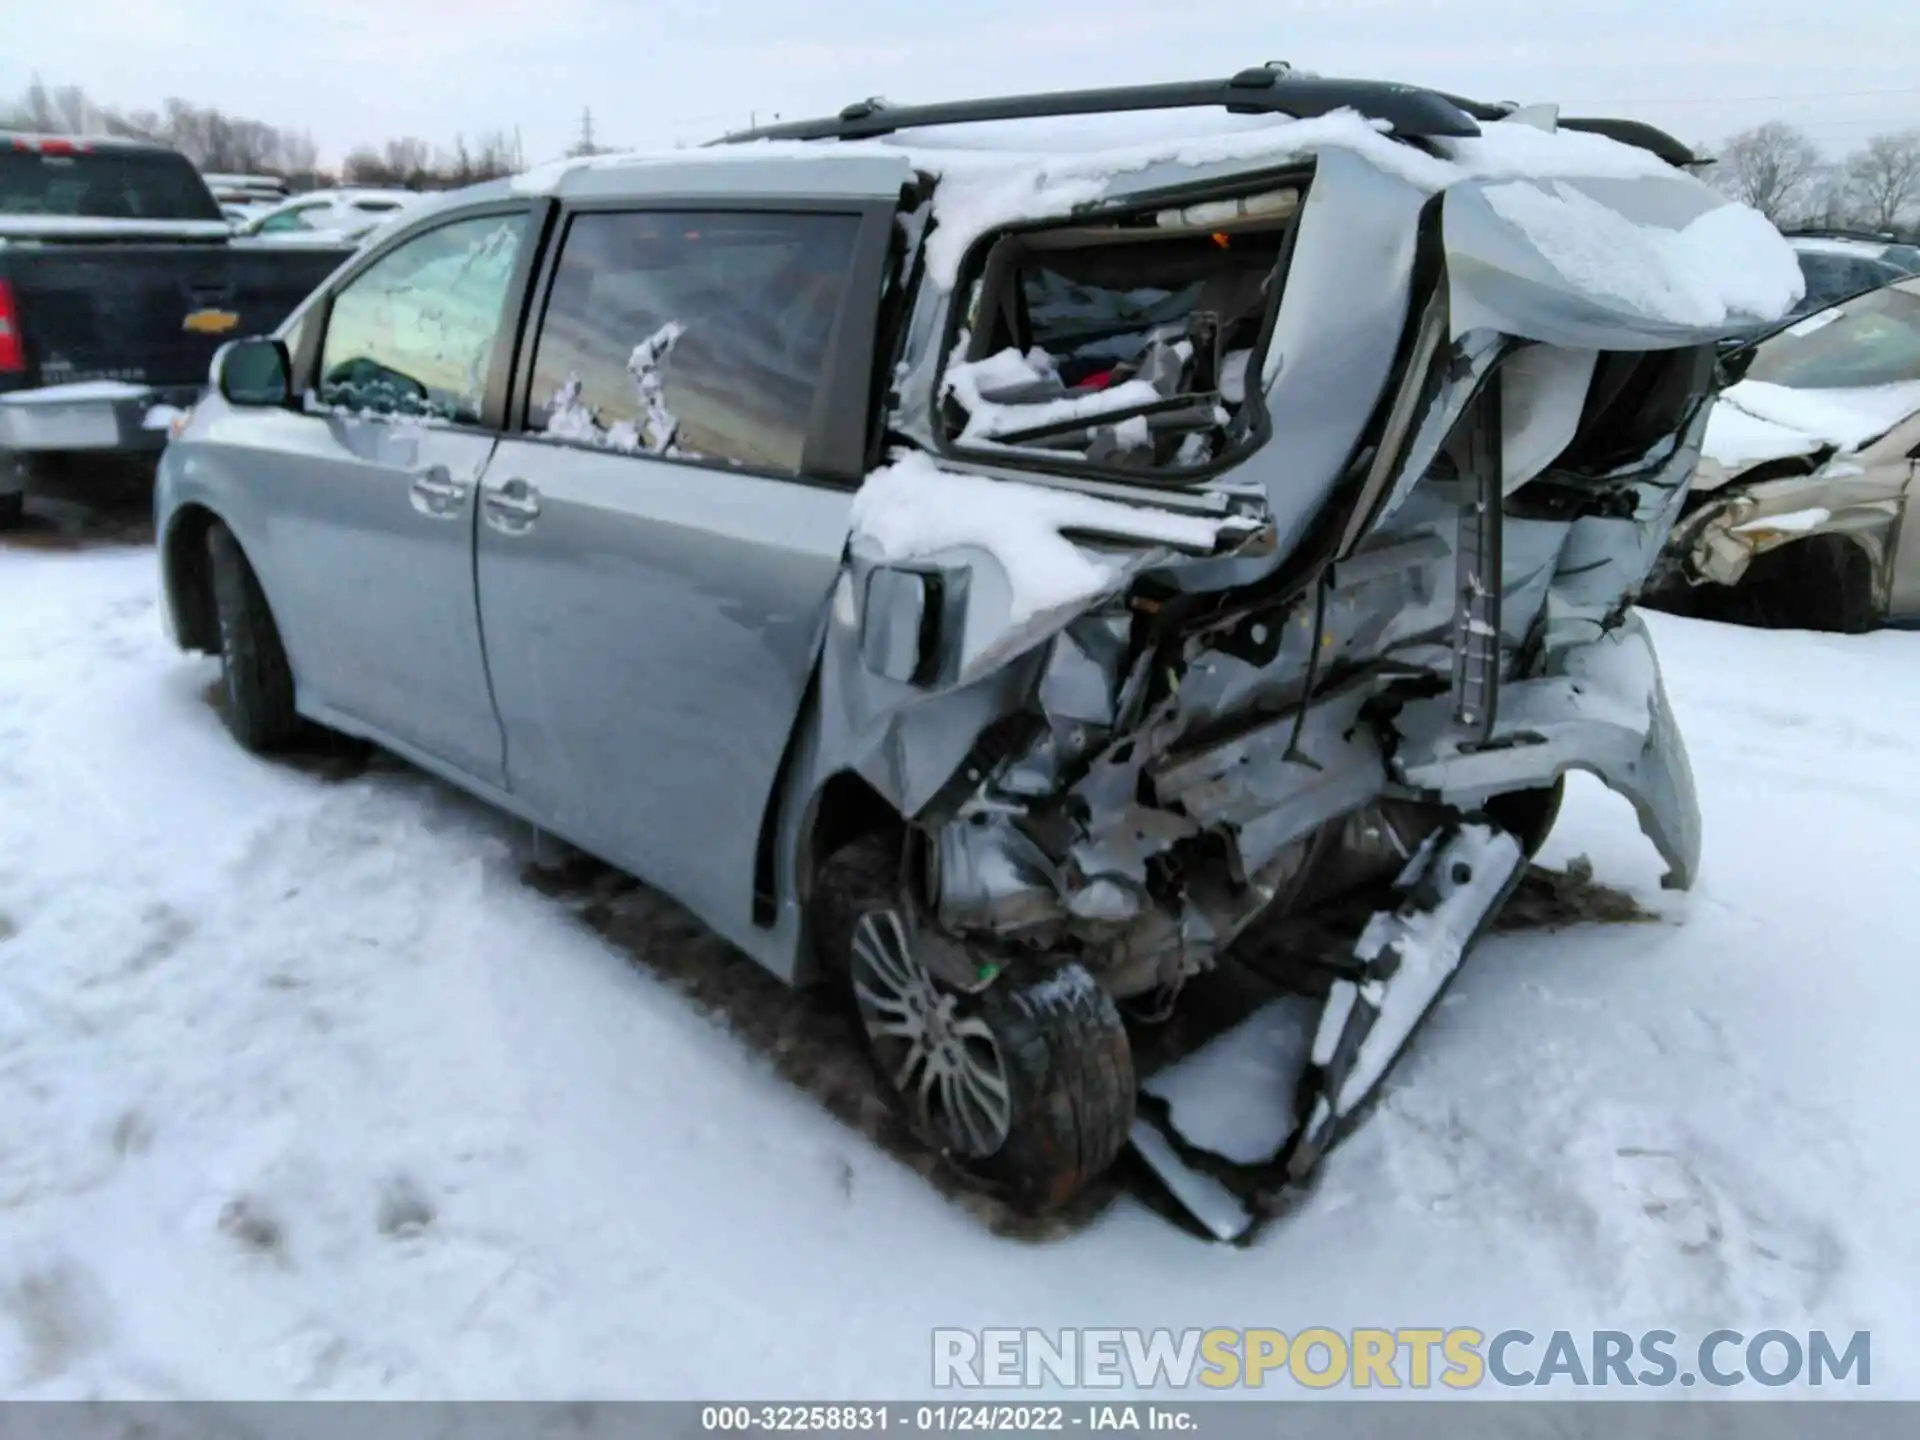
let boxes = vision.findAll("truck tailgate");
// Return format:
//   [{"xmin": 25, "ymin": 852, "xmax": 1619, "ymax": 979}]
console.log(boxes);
[{"xmin": 0, "ymin": 240, "xmax": 352, "ymax": 391}]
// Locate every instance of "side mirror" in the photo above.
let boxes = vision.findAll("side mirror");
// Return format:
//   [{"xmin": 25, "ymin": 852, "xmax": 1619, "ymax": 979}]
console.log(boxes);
[
  {"xmin": 213, "ymin": 336, "xmax": 291, "ymax": 407},
  {"xmin": 860, "ymin": 565, "xmax": 943, "ymax": 685}
]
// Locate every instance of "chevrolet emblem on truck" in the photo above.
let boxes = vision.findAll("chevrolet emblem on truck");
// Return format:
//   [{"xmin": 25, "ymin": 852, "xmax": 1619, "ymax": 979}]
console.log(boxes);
[{"xmin": 182, "ymin": 308, "xmax": 240, "ymax": 335}]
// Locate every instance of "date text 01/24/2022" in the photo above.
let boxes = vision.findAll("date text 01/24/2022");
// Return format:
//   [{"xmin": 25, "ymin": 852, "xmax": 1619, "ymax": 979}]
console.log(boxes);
[{"xmin": 699, "ymin": 1404, "xmax": 1200, "ymax": 1432}]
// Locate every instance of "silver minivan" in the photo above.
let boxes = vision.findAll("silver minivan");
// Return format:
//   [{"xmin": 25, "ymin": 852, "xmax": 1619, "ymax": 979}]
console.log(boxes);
[{"xmin": 155, "ymin": 71, "xmax": 1799, "ymax": 1240}]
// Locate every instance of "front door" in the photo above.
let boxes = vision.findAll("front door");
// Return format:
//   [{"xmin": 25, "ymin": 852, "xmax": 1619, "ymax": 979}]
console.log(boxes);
[
  {"xmin": 474, "ymin": 206, "xmax": 877, "ymax": 938},
  {"xmin": 261, "ymin": 209, "xmax": 533, "ymax": 783}
]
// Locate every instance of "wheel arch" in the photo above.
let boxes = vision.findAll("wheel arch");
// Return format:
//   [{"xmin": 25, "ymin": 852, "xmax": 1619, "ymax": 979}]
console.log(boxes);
[
  {"xmin": 769, "ymin": 761, "xmax": 901, "ymax": 988},
  {"xmin": 1747, "ymin": 530, "xmax": 1883, "ymax": 633},
  {"xmin": 159, "ymin": 501, "xmax": 227, "ymax": 654}
]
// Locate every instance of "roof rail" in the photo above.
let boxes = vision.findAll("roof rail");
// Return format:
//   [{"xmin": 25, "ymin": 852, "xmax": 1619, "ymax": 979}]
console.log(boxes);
[
  {"xmin": 1555, "ymin": 117, "xmax": 1698, "ymax": 167},
  {"xmin": 712, "ymin": 67, "xmax": 1485, "ymax": 146}
]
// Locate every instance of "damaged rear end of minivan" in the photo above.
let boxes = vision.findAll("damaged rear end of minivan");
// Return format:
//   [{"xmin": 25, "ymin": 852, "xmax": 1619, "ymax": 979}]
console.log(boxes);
[{"xmin": 803, "ymin": 132, "xmax": 1798, "ymax": 1240}]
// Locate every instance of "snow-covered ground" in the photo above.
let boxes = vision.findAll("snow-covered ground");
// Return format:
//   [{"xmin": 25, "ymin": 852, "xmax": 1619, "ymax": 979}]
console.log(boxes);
[{"xmin": 2, "ymin": 544, "xmax": 1917, "ymax": 1399}]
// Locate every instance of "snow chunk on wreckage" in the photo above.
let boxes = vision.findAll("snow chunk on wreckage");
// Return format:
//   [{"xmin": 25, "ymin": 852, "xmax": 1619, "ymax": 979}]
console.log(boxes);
[
  {"xmin": 1481, "ymin": 180, "xmax": 1804, "ymax": 327},
  {"xmin": 848, "ymin": 451, "xmax": 1245, "ymax": 626},
  {"xmin": 1712, "ymin": 378, "xmax": 1920, "ymax": 459},
  {"xmin": 915, "ymin": 109, "xmax": 1697, "ymax": 292}
]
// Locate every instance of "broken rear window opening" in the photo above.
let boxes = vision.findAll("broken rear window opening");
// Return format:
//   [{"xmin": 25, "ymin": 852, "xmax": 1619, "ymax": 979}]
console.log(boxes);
[{"xmin": 936, "ymin": 184, "xmax": 1302, "ymax": 482}]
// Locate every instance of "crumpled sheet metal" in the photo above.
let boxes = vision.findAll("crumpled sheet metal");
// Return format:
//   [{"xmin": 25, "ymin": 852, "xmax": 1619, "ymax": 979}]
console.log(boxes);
[{"xmin": 1390, "ymin": 610, "xmax": 1701, "ymax": 889}]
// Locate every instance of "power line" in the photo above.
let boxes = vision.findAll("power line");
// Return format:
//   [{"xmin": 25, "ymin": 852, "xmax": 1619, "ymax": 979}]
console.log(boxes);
[{"xmin": 1561, "ymin": 86, "xmax": 1920, "ymax": 108}]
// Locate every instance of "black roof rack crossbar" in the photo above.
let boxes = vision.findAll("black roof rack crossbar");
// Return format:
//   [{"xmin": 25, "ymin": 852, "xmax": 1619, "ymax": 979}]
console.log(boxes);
[
  {"xmin": 1555, "ymin": 117, "xmax": 1698, "ymax": 167},
  {"xmin": 713, "ymin": 69, "xmax": 1484, "ymax": 146},
  {"xmin": 1433, "ymin": 96, "xmax": 1699, "ymax": 167}
]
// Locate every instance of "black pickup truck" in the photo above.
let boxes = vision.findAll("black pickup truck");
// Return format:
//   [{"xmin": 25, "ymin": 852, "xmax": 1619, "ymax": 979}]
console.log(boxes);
[{"xmin": 1, "ymin": 132, "xmax": 355, "ymax": 526}]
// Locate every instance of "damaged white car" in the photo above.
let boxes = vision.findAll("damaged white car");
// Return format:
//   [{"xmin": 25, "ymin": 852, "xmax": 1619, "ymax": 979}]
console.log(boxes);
[
  {"xmin": 1644, "ymin": 274, "xmax": 1920, "ymax": 632},
  {"xmin": 153, "ymin": 68, "xmax": 1803, "ymax": 1241}
]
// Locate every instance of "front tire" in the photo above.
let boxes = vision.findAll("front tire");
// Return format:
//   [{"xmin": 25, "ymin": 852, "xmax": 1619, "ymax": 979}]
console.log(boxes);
[
  {"xmin": 207, "ymin": 521, "xmax": 301, "ymax": 752},
  {"xmin": 819, "ymin": 838, "xmax": 1135, "ymax": 1211}
]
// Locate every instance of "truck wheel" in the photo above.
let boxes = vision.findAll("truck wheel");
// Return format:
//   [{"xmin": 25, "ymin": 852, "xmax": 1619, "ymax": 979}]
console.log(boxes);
[
  {"xmin": 817, "ymin": 837, "xmax": 1135, "ymax": 1212},
  {"xmin": 0, "ymin": 489, "xmax": 21, "ymax": 531},
  {"xmin": 207, "ymin": 521, "xmax": 301, "ymax": 752}
]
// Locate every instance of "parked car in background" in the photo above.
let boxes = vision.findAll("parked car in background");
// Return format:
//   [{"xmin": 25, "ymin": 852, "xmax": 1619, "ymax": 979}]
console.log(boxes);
[
  {"xmin": 204, "ymin": 172, "xmax": 288, "ymax": 206},
  {"xmin": 204, "ymin": 172, "xmax": 290, "ymax": 228},
  {"xmin": 1643, "ymin": 275, "xmax": 1920, "ymax": 631},
  {"xmin": 153, "ymin": 70, "xmax": 1797, "ymax": 1239},
  {"xmin": 231, "ymin": 188, "xmax": 421, "ymax": 244},
  {"xmin": 1782, "ymin": 230, "xmax": 1920, "ymax": 320},
  {"xmin": 1, "ymin": 133, "xmax": 355, "ymax": 527}
]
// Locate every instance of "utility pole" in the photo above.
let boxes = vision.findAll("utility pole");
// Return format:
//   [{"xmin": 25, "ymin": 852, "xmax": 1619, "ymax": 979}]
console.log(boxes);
[{"xmin": 570, "ymin": 108, "xmax": 598, "ymax": 158}]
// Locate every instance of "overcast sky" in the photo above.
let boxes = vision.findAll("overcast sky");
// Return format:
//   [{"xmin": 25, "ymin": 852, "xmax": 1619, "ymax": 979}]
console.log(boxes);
[{"xmin": 3, "ymin": 0, "xmax": 1916, "ymax": 167}]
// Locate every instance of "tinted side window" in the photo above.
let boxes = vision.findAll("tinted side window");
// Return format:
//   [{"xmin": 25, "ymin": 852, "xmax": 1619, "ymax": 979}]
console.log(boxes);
[
  {"xmin": 0, "ymin": 147, "xmax": 223, "ymax": 221},
  {"xmin": 526, "ymin": 209, "xmax": 862, "ymax": 474},
  {"xmin": 259, "ymin": 206, "xmax": 318, "ymax": 233},
  {"xmin": 317, "ymin": 212, "xmax": 528, "ymax": 423}
]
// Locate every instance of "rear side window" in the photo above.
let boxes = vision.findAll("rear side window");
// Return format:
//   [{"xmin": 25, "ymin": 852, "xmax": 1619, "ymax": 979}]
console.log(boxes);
[
  {"xmin": 316, "ymin": 212, "xmax": 528, "ymax": 423},
  {"xmin": 0, "ymin": 146, "xmax": 223, "ymax": 221},
  {"xmin": 526, "ymin": 209, "xmax": 862, "ymax": 474},
  {"xmin": 258, "ymin": 204, "xmax": 322, "ymax": 233}
]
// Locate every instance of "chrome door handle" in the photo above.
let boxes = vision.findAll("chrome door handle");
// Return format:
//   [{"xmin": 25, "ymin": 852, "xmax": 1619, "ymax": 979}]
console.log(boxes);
[
  {"xmin": 408, "ymin": 467, "xmax": 470, "ymax": 519},
  {"xmin": 482, "ymin": 479, "xmax": 541, "ymax": 531}
]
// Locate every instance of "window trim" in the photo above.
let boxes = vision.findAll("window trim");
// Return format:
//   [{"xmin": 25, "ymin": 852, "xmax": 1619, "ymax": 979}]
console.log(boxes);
[
  {"xmin": 292, "ymin": 198, "xmax": 554, "ymax": 434},
  {"xmin": 506, "ymin": 194, "xmax": 899, "ymax": 488}
]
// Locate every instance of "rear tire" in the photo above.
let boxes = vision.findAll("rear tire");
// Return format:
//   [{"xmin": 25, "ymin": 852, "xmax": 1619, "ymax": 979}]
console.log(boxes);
[
  {"xmin": 817, "ymin": 836, "xmax": 1136, "ymax": 1212},
  {"xmin": 207, "ymin": 521, "xmax": 302, "ymax": 753}
]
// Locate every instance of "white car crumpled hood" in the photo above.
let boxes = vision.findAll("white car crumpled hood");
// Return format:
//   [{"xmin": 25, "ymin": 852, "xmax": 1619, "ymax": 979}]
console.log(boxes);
[{"xmin": 1699, "ymin": 378, "xmax": 1920, "ymax": 486}]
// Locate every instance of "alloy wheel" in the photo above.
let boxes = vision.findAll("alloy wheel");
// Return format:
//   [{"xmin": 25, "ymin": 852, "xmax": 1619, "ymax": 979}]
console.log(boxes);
[{"xmin": 850, "ymin": 909, "xmax": 1013, "ymax": 1159}]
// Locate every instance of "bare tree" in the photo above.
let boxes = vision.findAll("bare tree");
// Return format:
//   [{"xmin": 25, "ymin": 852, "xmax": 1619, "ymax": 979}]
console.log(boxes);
[
  {"xmin": 428, "ymin": 130, "xmax": 519, "ymax": 188},
  {"xmin": 341, "ymin": 146, "xmax": 392, "ymax": 185},
  {"xmin": 384, "ymin": 137, "xmax": 431, "ymax": 185},
  {"xmin": 1801, "ymin": 164, "xmax": 1859, "ymax": 229},
  {"xmin": 283, "ymin": 130, "xmax": 319, "ymax": 176},
  {"xmin": 1845, "ymin": 130, "xmax": 1920, "ymax": 232},
  {"xmin": 6, "ymin": 78, "xmax": 517, "ymax": 192},
  {"xmin": 1711, "ymin": 122, "xmax": 1823, "ymax": 222}
]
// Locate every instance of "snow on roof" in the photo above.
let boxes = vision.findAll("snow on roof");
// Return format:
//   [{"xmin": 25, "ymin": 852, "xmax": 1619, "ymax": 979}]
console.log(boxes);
[
  {"xmin": 514, "ymin": 109, "xmax": 1678, "ymax": 201},
  {"xmin": 503, "ymin": 111, "xmax": 1804, "ymax": 331}
]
